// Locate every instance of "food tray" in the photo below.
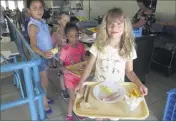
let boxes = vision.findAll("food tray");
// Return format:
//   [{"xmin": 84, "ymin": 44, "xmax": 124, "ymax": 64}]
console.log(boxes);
[
  {"xmin": 73, "ymin": 82, "xmax": 149, "ymax": 120},
  {"xmin": 66, "ymin": 61, "xmax": 95, "ymax": 78}
]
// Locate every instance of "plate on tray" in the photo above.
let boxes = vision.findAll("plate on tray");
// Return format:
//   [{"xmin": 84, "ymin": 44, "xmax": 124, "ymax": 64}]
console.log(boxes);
[{"xmin": 93, "ymin": 82, "xmax": 126, "ymax": 103}]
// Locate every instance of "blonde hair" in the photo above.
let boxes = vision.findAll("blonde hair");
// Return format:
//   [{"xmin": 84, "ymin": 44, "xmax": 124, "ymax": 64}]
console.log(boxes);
[{"xmin": 94, "ymin": 8, "xmax": 135, "ymax": 59}]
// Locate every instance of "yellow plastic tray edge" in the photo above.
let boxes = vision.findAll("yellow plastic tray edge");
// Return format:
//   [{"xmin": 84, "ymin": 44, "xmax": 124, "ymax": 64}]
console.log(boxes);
[{"xmin": 73, "ymin": 81, "xmax": 149, "ymax": 120}]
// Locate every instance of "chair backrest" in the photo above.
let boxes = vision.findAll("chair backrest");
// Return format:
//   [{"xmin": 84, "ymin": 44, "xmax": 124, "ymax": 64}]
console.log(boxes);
[{"xmin": 133, "ymin": 36, "xmax": 155, "ymax": 82}]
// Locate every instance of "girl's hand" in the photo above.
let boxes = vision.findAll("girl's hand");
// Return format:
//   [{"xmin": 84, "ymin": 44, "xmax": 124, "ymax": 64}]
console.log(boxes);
[
  {"xmin": 43, "ymin": 51, "xmax": 54, "ymax": 59},
  {"xmin": 138, "ymin": 84, "xmax": 148, "ymax": 96},
  {"xmin": 61, "ymin": 67, "xmax": 69, "ymax": 74},
  {"xmin": 63, "ymin": 68, "xmax": 69, "ymax": 74}
]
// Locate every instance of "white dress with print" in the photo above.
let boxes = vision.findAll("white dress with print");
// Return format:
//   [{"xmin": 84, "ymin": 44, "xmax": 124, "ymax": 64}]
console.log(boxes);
[{"xmin": 89, "ymin": 44, "xmax": 137, "ymax": 82}]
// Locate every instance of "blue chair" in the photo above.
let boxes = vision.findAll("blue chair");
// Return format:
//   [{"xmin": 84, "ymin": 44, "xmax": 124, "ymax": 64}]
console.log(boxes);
[
  {"xmin": 0, "ymin": 55, "xmax": 25, "ymax": 98},
  {"xmin": 0, "ymin": 16, "xmax": 45, "ymax": 120},
  {"xmin": 163, "ymin": 88, "xmax": 176, "ymax": 121}
]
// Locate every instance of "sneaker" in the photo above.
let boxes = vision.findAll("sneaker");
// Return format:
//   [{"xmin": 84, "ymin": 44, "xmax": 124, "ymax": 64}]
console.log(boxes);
[
  {"xmin": 61, "ymin": 90, "xmax": 69, "ymax": 99},
  {"xmin": 66, "ymin": 115, "xmax": 74, "ymax": 121}
]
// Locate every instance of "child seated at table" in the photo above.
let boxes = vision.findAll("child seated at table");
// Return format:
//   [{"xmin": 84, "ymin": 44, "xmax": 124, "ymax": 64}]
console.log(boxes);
[
  {"xmin": 59, "ymin": 23, "xmax": 86, "ymax": 121},
  {"xmin": 75, "ymin": 7, "xmax": 148, "ymax": 120},
  {"xmin": 27, "ymin": 0, "xmax": 54, "ymax": 114},
  {"xmin": 51, "ymin": 12, "xmax": 70, "ymax": 99}
]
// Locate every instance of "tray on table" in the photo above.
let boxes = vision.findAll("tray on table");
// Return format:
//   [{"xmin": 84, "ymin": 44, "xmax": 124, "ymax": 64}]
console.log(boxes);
[
  {"xmin": 66, "ymin": 61, "xmax": 95, "ymax": 78},
  {"xmin": 73, "ymin": 82, "xmax": 149, "ymax": 120}
]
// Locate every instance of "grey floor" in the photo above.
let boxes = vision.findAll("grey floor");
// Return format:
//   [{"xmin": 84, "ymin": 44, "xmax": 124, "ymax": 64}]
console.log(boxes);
[{"xmin": 0, "ymin": 69, "xmax": 176, "ymax": 121}]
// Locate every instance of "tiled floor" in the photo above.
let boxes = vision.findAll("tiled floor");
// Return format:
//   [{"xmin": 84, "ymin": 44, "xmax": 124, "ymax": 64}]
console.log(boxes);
[{"xmin": 0, "ymin": 69, "xmax": 176, "ymax": 121}]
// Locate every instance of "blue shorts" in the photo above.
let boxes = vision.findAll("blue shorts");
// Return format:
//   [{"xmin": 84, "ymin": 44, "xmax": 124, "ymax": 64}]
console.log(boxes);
[{"xmin": 39, "ymin": 58, "xmax": 49, "ymax": 72}]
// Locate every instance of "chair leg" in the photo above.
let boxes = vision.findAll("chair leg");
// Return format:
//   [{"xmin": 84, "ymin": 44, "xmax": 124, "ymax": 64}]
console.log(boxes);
[{"xmin": 15, "ymin": 73, "xmax": 25, "ymax": 98}]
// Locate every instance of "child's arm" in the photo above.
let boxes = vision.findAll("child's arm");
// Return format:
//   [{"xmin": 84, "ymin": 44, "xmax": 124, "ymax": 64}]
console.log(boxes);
[
  {"xmin": 75, "ymin": 54, "xmax": 96, "ymax": 92},
  {"xmin": 29, "ymin": 24, "xmax": 53, "ymax": 58},
  {"xmin": 125, "ymin": 60, "xmax": 148, "ymax": 96}
]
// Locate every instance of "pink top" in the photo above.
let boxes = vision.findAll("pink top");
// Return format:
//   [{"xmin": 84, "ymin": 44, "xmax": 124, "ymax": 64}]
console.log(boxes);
[{"xmin": 59, "ymin": 42, "xmax": 86, "ymax": 66}]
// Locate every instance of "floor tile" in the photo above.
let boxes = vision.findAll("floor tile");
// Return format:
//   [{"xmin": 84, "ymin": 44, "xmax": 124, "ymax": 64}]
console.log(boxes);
[
  {"xmin": 144, "ymin": 112, "xmax": 159, "ymax": 121},
  {"xmin": 0, "ymin": 76, "xmax": 18, "ymax": 95},
  {"xmin": 48, "ymin": 113, "xmax": 67, "ymax": 121},
  {"xmin": 145, "ymin": 91, "xmax": 165, "ymax": 106},
  {"xmin": 48, "ymin": 113, "xmax": 78, "ymax": 121},
  {"xmin": 146, "ymin": 82, "xmax": 169, "ymax": 99},
  {"xmin": 46, "ymin": 95, "xmax": 68, "ymax": 119},
  {"xmin": 0, "ymin": 91, "xmax": 21, "ymax": 104},
  {"xmin": 48, "ymin": 69, "xmax": 58, "ymax": 83},
  {"xmin": 1, "ymin": 104, "xmax": 31, "ymax": 120},
  {"xmin": 1, "ymin": 72, "xmax": 13, "ymax": 79},
  {"xmin": 48, "ymin": 70, "xmax": 61, "ymax": 91},
  {"xmin": 47, "ymin": 82, "xmax": 59, "ymax": 99},
  {"xmin": 148, "ymin": 98, "xmax": 167, "ymax": 120},
  {"xmin": 169, "ymin": 73, "xmax": 176, "ymax": 81}
]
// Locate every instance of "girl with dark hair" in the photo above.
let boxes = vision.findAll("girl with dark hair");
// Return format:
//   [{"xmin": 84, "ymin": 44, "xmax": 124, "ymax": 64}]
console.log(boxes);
[{"xmin": 59, "ymin": 23, "xmax": 86, "ymax": 120}]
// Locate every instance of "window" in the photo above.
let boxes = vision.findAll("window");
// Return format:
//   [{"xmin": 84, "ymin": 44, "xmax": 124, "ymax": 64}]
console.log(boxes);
[
  {"xmin": 17, "ymin": 1, "xmax": 24, "ymax": 11},
  {"xmin": 8, "ymin": 1, "xmax": 15, "ymax": 10},
  {"xmin": 1, "ymin": 0, "xmax": 6, "ymax": 8}
]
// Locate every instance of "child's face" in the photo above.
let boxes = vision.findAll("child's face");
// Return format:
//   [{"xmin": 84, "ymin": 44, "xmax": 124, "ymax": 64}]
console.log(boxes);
[
  {"xmin": 28, "ymin": 1, "xmax": 44, "ymax": 20},
  {"xmin": 59, "ymin": 15, "xmax": 70, "ymax": 28},
  {"xmin": 66, "ymin": 29, "xmax": 79, "ymax": 44},
  {"xmin": 106, "ymin": 17, "xmax": 124, "ymax": 39}
]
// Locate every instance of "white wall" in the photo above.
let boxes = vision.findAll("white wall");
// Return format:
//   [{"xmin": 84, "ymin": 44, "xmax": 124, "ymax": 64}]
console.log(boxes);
[
  {"xmin": 88, "ymin": 1, "xmax": 138, "ymax": 19},
  {"xmin": 45, "ymin": 0, "xmax": 176, "ymax": 21},
  {"xmin": 155, "ymin": 0, "xmax": 176, "ymax": 21}
]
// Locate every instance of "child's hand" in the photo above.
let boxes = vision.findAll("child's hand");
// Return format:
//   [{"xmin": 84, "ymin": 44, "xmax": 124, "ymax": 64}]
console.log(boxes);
[
  {"xmin": 138, "ymin": 84, "xmax": 148, "ymax": 96},
  {"xmin": 43, "ymin": 51, "xmax": 54, "ymax": 59},
  {"xmin": 61, "ymin": 67, "xmax": 69, "ymax": 74},
  {"xmin": 63, "ymin": 68, "xmax": 69, "ymax": 74}
]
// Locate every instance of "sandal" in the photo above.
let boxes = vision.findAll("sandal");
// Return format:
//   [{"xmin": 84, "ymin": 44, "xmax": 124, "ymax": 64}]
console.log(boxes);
[
  {"xmin": 45, "ymin": 107, "xmax": 52, "ymax": 114},
  {"xmin": 47, "ymin": 98, "xmax": 54, "ymax": 104}
]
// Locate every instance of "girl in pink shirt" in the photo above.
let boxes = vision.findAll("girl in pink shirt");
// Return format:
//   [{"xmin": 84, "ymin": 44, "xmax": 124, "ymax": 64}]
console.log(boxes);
[{"xmin": 59, "ymin": 23, "xmax": 86, "ymax": 121}]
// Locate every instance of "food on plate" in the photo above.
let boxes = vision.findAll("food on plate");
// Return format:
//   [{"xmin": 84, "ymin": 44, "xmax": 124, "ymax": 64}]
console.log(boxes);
[
  {"xmin": 99, "ymin": 85, "xmax": 120, "ymax": 102},
  {"xmin": 100, "ymin": 91, "xmax": 120, "ymax": 102},
  {"xmin": 99, "ymin": 85, "xmax": 113, "ymax": 95}
]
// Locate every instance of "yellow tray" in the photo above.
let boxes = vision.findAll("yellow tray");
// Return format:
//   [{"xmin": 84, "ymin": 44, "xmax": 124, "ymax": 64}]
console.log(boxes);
[
  {"xmin": 73, "ymin": 82, "xmax": 149, "ymax": 120},
  {"xmin": 66, "ymin": 61, "xmax": 95, "ymax": 78}
]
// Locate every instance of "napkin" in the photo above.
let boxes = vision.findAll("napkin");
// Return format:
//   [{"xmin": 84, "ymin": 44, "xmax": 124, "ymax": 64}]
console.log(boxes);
[{"xmin": 124, "ymin": 95, "xmax": 144, "ymax": 111}]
